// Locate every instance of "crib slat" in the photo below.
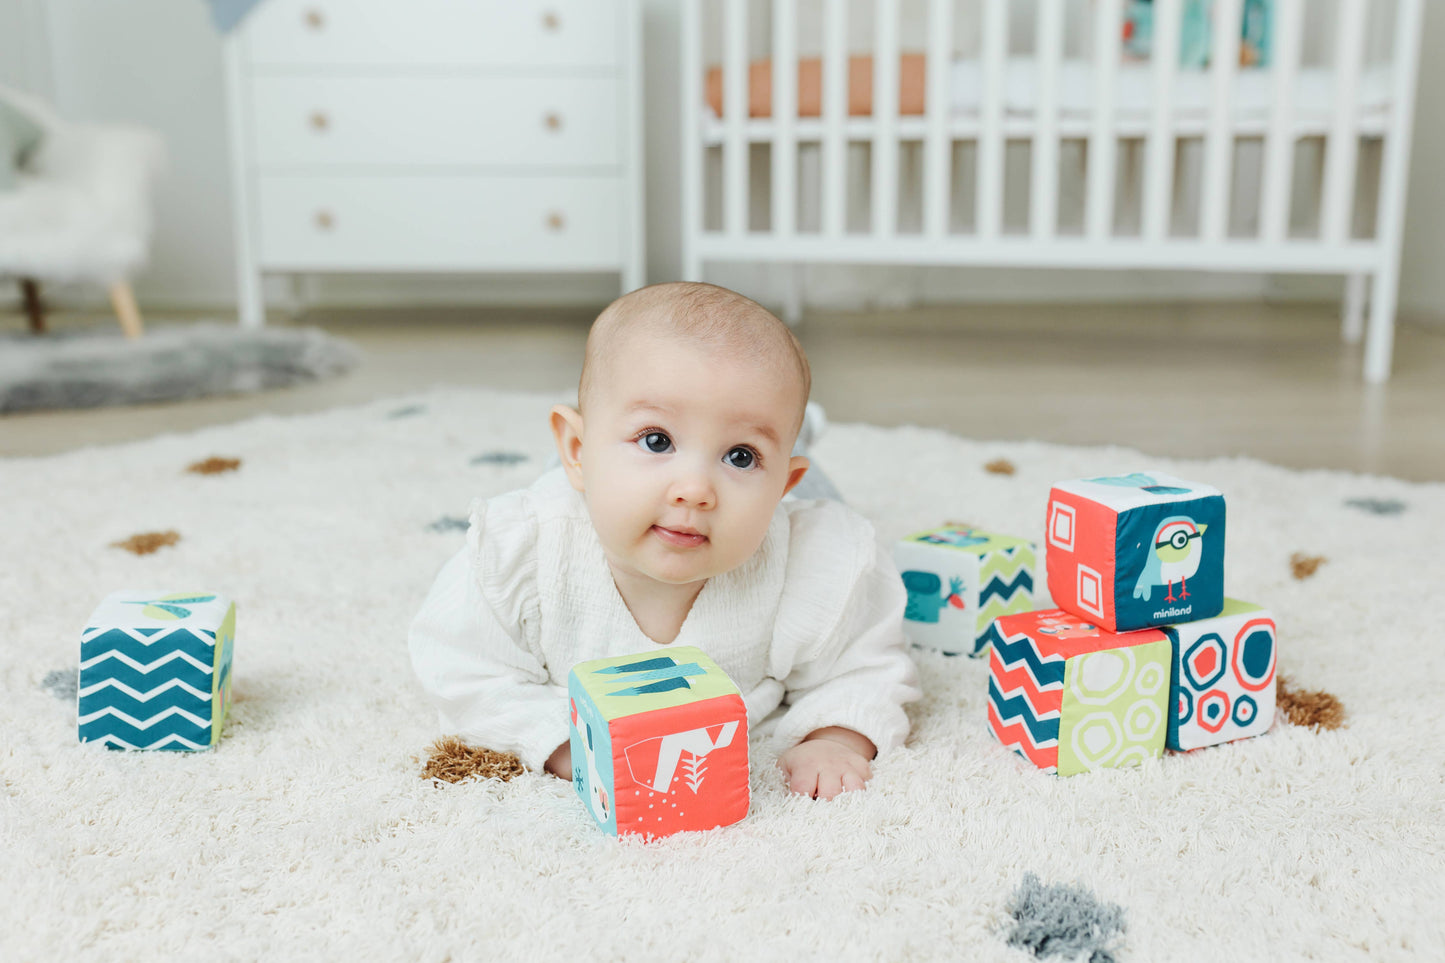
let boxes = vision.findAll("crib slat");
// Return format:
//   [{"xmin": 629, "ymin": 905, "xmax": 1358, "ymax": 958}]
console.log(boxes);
[
  {"xmin": 1086, "ymin": 0, "xmax": 1122, "ymax": 240},
  {"xmin": 1031, "ymin": 0, "xmax": 1065, "ymax": 240},
  {"xmin": 1322, "ymin": 0, "xmax": 1368, "ymax": 245},
  {"xmin": 724, "ymin": 0, "xmax": 748, "ymax": 237},
  {"xmin": 773, "ymin": 0, "xmax": 798, "ymax": 238},
  {"xmin": 1144, "ymin": 0, "xmax": 1181, "ymax": 242},
  {"xmin": 682, "ymin": 0, "xmax": 702, "ymax": 278},
  {"xmin": 1365, "ymin": 0, "xmax": 1425, "ymax": 382},
  {"xmin": 923, "ymin": 0, "xmax": 952, "ymax": 239},
  {"xmin": 822, "ymin": 0, "xmax": 848, "ymax": 237},
  {"xmin": 977, "ymin": 0, "xmax": 1007, "ymax": 239},
  {"xmin": 1200, "ymin": 0, "xmax": 1241, "ymax": 243},
  {"xmin": 1261, "ymin": 0, "xmax": 1303, "ymax": 244},
  {"xmin": 872, "ymin": 0, "xmax": 900, "ymax": 238}
]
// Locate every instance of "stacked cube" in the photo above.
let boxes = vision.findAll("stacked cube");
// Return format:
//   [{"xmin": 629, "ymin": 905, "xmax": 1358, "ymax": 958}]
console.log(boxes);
[
  {"xmin": 894, "ymin": 524, "xmax": 1037, "ymax": 656},
  {"xmin": 988, "ymin": 472, "xmax": 1278, "ymax": 775}
]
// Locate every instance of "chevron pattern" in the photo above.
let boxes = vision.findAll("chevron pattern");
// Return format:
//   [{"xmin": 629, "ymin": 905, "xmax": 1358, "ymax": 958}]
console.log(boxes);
[
  {"xmin": 972, "ymin": 547, "xmax": 1037, "ymax": 656},
  {"xmin": 986, "ymin": 626, "xmax": 1065, "ymax": 773},
  {"xmin": 78, "ymin": 624, "xmax": 225, "ymax": 751}
]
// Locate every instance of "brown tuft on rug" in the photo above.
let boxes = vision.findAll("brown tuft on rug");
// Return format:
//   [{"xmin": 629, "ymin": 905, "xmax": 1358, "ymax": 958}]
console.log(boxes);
[
  {"xmin": 112, "ymin": 530, "xmax": 180, "ymax": 555},
  {"xmin": 1277, "ymin": 676, "xmax": 1345, "ymax": 730},
  {"xmin": 187, "ymin": 456, "xmax": 241, "ymax": 475},
  {"xmin": 422, "ymin": 737, "xmax": 527, "ymax": 784}
]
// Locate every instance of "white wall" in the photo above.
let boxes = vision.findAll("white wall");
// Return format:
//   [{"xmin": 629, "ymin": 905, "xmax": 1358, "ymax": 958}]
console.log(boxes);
[{"xmin": 4, "ymin": 0, "xmax": 1442, "ymax": 321}]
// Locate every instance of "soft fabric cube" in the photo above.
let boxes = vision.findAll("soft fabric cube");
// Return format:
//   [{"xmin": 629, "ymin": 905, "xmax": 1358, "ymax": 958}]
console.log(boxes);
[
  {"xmin": 1045, "ymin": 472, "xmax": 1226, "ymax": 632},
  {"xmin": 78, "ymin": 591, "xmax": 236, "ymax": 751},
  {"xmin": 1164, "ymin": 598, "xmax": 1278, "ymax": 751},
  {"xmin": 988, "ymin": 608, "xmax": 1171, "ymax": 776},
  {"xmin": 568, "ymin": 646, "xmax": 748, "ymax": 839},
  {"xmin": 894, "ymin": 524, "xmax": 1036, "ymax": 656}
]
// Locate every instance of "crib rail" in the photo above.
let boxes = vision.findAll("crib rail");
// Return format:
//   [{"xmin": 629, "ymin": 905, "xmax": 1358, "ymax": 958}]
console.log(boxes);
[{"xmin": 682, "ymin": 0, "xmax": 1425, "ymax": 381}]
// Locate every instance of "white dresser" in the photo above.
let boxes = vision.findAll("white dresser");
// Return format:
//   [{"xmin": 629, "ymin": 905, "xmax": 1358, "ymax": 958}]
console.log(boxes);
[{"xmin": 222, "ymin": 0, "xmax": 643, "ymax": 326}]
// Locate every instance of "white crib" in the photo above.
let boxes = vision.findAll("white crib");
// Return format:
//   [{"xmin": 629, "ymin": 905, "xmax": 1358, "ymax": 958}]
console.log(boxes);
[{"xmin": 680, "ymin": 0, "xmax": 1424, "ymax": 382}]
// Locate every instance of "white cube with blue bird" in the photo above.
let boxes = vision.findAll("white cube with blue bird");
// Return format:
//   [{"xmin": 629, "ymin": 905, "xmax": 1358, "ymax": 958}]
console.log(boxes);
[
  {"xmin": 894, "ymin": 525, "xmax": 1036, "ymax": 656},
  {"xmin": 78, "ymin": 590, "xmax": 236, "ymax": 751},
  {"xmin": 1045, "ymin": 472, "xmax": 1225, "ymax": 632}
]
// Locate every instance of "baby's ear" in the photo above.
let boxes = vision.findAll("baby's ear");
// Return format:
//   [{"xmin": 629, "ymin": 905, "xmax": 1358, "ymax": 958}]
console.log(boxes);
[
  {"xmin": 550, "ymin": 405, "xmax": 586, "ymax": 492},
  {"xmin": 781, "ymin": 455, "xmax": 810, "ymax": 498}
]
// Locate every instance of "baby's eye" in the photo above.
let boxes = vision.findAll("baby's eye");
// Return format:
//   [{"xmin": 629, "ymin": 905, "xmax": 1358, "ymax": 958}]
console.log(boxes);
[
  {"xmin": 637, "ymin": 431, "xmax": 673, "ymax": 454},
  {"xmin": 724, "ymin": 447, "xmax": 757, "ymax": 470}
]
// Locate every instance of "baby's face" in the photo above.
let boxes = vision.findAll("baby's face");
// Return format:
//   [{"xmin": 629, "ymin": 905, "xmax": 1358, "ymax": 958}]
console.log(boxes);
[{"xmin": 574, "ymin": 337, "xmax": 806, "ymax": 587}]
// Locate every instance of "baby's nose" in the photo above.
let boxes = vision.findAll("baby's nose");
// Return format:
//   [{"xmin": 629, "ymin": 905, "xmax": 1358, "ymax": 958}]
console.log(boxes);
[{"xmin": 668, "ymin": 467, "xmax": 716, "ymax": 509}]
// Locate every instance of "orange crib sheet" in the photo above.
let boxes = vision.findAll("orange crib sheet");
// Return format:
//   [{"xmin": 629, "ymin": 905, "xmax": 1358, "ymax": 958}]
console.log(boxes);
[{"xmin": 704, "ymin": 53, "xmax": 928, "ymax": 118}]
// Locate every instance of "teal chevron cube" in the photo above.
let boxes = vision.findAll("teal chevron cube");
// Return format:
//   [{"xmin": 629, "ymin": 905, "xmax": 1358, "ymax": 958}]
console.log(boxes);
[
  {"xmin": 894, "ymin": 525, "xmax": 1036, "ymax": 656},
  {"xmin": 78, "ymin": 591, "xmax": 236, "ymax": 751}
]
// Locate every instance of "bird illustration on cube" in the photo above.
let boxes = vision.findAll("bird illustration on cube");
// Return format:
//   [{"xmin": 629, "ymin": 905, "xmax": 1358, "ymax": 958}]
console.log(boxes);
[{"xmin": 1134, "ymin": 516, "xmax": 1208, "ymax": 602}]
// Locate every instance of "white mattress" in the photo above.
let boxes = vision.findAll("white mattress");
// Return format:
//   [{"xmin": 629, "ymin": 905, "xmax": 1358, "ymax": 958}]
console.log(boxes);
[
  {"xmin": 966, "ymin": 58, "xmax": 1394, "ymax": 120},
  {"xmin": 704, "ymin": 58, "xmax": 1395, "ymax": 122}
]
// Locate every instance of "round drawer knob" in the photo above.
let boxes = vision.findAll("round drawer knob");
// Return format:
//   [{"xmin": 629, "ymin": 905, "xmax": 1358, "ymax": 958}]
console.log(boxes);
[
  {"xmin": 546, "ymin": 211, "xmax": 566, "ymax": 232},
  {"xmin": 543, "ymin": 112, "xmax": 563, "ymax": 132},
  {"xmin": 542, "ymin": 11, "xmax": 560, "ymax": 31},
  {"xmin": 309, "ymin": 110, "xmax": 330, "ymax": 132},
  {"xmin": 304, "ymin": 8, "xmax": 325, "ymax": 30},
  {"xmin": 314, "ymin": 210, "xmax": 335, "ymax": 231}
]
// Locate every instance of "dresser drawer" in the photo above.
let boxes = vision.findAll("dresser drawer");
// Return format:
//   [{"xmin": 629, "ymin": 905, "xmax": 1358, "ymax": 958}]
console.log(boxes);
[
  {"xmin": 243, "ymin": 0, "xmax": 618, "ymax": 69},
  {"xmin": 248, "ymin": 76, "xmax": 620, "ymax": 169},
  {"xmin": 255, "ymin": 174, "xmax": 623, "ymax": 270}
]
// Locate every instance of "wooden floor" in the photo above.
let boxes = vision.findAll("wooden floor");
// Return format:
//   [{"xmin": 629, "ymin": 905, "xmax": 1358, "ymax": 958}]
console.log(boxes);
[{"xmin": 4, "ymin": 301, "xmax": 1444, "ymax": 482}]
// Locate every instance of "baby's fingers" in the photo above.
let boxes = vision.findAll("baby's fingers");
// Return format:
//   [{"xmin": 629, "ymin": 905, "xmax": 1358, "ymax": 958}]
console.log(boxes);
[
  {"xmin": 783, "ymin": 763, "xmax": 819, "ymax": 798},
  {"xmin": 816, "ymin": 771, "xmax": 846, "ymax": 800},
  {"xmin": 840, "ymin": 769, "xmax": 867, "ymax": 794}
]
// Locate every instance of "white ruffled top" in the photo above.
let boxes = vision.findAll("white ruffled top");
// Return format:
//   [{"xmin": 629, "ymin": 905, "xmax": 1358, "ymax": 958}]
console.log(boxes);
[{"xmin": 408, "ymin": 469, "xmax": 920, "ymax": 771}]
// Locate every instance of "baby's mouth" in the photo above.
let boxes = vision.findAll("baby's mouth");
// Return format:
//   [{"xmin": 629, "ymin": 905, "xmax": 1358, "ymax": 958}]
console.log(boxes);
[{"xmin": 652, "ymin": 525, "xmax": 708, "ymax": 548}]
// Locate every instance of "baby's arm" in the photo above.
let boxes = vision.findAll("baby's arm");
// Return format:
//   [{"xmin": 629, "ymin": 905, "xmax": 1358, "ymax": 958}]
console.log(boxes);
[
  {"xmin": 409, "ymin": 546, "xmax": 570, "ymax": 773},
  {"xmin": 771, "ymin": 512, "xmax": 921, "ymax": 799}
]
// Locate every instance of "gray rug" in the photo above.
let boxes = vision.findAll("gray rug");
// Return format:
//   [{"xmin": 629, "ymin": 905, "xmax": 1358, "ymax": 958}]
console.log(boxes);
[{"xmin": 0, "ymin": 323, "xmax": 361, "ymax": 413}]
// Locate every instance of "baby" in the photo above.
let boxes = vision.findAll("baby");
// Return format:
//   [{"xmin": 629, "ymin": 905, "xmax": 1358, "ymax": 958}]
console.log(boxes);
[{"xmin": 409, "ymin": 282, "xmax": 919, "ymax": 800}]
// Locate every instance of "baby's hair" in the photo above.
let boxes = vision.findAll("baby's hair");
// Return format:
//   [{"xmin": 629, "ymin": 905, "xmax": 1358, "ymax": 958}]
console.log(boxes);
[{"xmin": 578, "ymin": 281, "xmax": 811, "ymax": 429}]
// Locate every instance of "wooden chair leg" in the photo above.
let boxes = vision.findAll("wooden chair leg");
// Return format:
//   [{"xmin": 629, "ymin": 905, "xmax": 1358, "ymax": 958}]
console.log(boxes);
[
  {"xmin": 108, "ymin": 280, "xmax": 144, "ymax": 339},
  {"xmin": 20, "ymin": 278, "xmax": 45, "ymax": 334}
]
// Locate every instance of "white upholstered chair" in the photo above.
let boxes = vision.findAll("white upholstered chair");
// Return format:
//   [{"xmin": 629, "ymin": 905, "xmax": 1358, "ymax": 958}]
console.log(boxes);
[{"xmin": 0, "ymin": 84, "xmax": 165, "ymax": 338}]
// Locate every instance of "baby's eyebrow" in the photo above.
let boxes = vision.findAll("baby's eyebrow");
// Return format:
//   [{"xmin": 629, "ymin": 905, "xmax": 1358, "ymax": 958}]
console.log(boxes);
[
  {"xmin": 739, "ymin": 422, "xmax": 781, "ymax": 447},
  {"xmin": 625, "ymin": 402, "xmax": 673, "ymax": 416}
]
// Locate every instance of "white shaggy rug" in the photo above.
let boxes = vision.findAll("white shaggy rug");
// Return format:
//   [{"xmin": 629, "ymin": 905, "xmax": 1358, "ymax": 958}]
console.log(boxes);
[{"xmin": 3, "ymin": 388, "xmax": 1443, "ymax": 962}]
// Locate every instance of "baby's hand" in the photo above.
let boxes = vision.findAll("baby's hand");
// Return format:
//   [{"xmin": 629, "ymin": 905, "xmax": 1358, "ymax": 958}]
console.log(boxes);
[
  {"xmin": 544, "ymin": 741, "xmax": 571, "ymax": 781},
  {"xmin": 776, "ymin": 727, "xmax": 876, "ymax": 800}
]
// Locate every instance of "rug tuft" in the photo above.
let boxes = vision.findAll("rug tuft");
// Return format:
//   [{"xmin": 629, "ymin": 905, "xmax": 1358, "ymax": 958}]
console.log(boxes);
[
  {"xmin": 1277, "ymin": 676, "xmax": 1346, "ymax": 731},
  {"xmin": 110, "ymin": 529, "xmax": 179, "ymax": 555},
  {"xmin": 422, "ymin": 737, "xmax": 527, "ymax": 784},
  {"xmin": 186, "ymin": 456, "xmax": 241, "ymax": 475},
  {"xmin": 1005, "ymin": 873, "xmax": 1126, "ymax": 963},
  {"xmin": 40, "ymin": 667, "xmax": 77, "ymax": 701}
]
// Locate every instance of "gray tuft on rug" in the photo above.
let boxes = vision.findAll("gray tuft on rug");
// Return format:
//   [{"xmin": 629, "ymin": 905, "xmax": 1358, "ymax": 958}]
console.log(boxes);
[
  {"xmin": 1006, "ymin": 873, "xmax": 1127, "ymax": 963},
  {"xmin": 0, "ymin": 323, "xmax": 361, "ymax": 414}
]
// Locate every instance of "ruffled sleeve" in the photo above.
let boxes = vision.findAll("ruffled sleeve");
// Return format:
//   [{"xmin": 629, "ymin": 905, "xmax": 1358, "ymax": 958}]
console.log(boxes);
[
  {"xmin": 407, "ymin": 488, "xmax": 570, "ymax": 772},
  {"xmin": 768, "ymin": 500, "xmax": 921, "ymax": 754}
]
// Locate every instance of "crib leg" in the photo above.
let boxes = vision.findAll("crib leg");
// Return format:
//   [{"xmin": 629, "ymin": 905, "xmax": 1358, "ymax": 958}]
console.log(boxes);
[
  {"xmin": 1341, "ymin": 273, "xmax": 1368, "ymax": 344},
  {"xmin": 780, "ymin": 263, "xmax": 805, "ymax": 327},
  {"xmin": 1363, "ymin": 266, "xmax": 1398, "ymax": 384}
]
